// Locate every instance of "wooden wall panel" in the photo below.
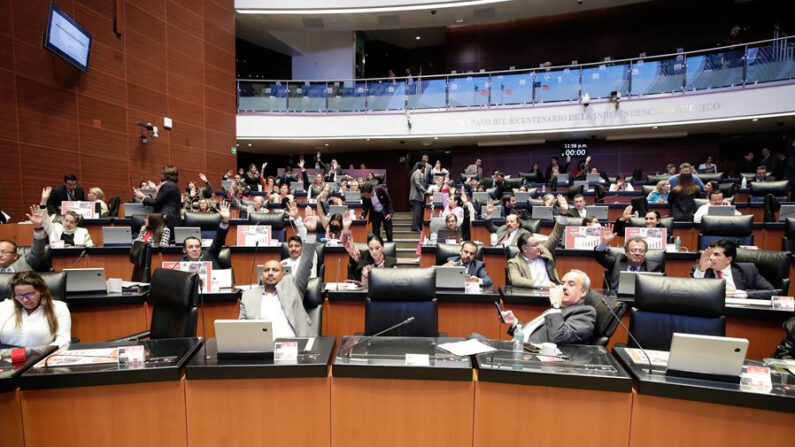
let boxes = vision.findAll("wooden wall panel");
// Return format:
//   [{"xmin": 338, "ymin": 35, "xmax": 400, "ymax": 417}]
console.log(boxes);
[{"xmin": 1, "ymin": 0, "xmax": 235, "ymax": 220}]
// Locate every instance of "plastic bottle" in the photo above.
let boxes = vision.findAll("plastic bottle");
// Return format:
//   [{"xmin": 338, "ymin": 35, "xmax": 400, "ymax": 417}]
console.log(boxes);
[
  {"xmin": 741, "ymin": 176, "xmax": 747, "ymax": 189},
  {"xmin": 513, "ymin": 324, "xmax": 524, "ymax": 352},
  {"xmin": 675, "ymin": 236, "xmax": 682, "ymax": 252}
]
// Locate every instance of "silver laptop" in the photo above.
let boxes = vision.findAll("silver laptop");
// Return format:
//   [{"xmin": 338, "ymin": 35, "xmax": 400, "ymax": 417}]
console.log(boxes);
[
  {"xmin": 344, "ymin": 191, "xmax": 361, "ymax": 203},
  {"xmin": 174, "ymin": 227, "xmax": 202, "ymax": 245},
  {"xmin": 572, "ymin": 180, "xmax": 589, "ymax": 190},
  {"xmin": 327, "ymin": 205, "xmax": 348, "ymax": 216},
  {"xmin": 667, "ymin": 333, "xmax": 748, "ymax": 379},
  {"xmin": 617, "ymin": 271, "xmax": 663, "ymax": 296},
  {"xmin": 123, "ymin": 202, "xmax": 152, "ymax": 217},
  {"xmin": 436, "ymin": 266, "xmax": 466, "ymax": 289},
  {"xmin": 221, "ymin": 180, "xmax": 233, "ymax": 190},
  {"xmin": 515, "ymin": 192, "xmax": 532, "ymax": 204},
  {"xmin": 586, "ymin": 173, "xmax": 603, "ymax": 184},
  {"xmin": 585, "ymin": 205, "xmax": 609, "ymax": 220},
  {"xmin": 779, "ymin": 204, "xmax": 795, "ymax": 221},
  {"xmin": 707, "ymin": 205, "xmax": 736, "ymax": 216},
  {"xmin": 64, "ymin": 268, "xmax": 107, "ymax": 293},
  {"xmin": 325, "ymin": 182, "xmax": 338, "ymax": 193},
  {"xmin": 215, "ymin": 320, "xmax": 274, "ymax": 356},
  {"xmin": 556, "ymin": 173, "xmax": 569, "ymax": 185},
  {"xmin": 481, "ymin": 205, "xmax": 503, "ymax": 219},
  {"xmin": 289, "ymin": 181, "xmax": 304, "ymax": 192},
  {"xmin": 531, "ymin": 206, "xmax": 554, "ymax": 220},
  {"xmin": 102, "ymin": 226, "xmax": 132, "ymax": 246},
  {"xmin": 472, "ymin": 192, "xmax": 490, "ymax": 203}
]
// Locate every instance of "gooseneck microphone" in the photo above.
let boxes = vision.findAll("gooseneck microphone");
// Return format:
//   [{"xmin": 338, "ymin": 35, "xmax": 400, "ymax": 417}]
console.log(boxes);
[
  {"xmin": 248, "ymin": 240, "xmax": 260, "ymax": 287},
  {"xmin": 600, "ymin": 297, "xmax": 653, "ymax": 374},
  {"xmin": 341, "ymin": 317, "xmax": 416, "ymax": 357}
]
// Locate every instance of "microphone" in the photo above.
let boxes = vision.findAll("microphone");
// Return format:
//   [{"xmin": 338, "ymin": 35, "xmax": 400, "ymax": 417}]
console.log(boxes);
[
  {"xmin": 600, "ymin": 297, "xmax": 653, "ymax": 375},
  {"xmin": 341, "ymin": 317, "xmax": 415, "ymax": 357},
  {"xmin": 197, "ymin": 277, "xmax": 209, "ymax": 361},
  {"xmin": 72, "ymin": 247, "xmax": 88, "ymax": 266},
  {"xmin": 248, "ymin": 240, "xmax": 260, "ymax": 287},
  {"xmin": 168, "ymin": 253, "xmax": 186, "ymax": 270}
]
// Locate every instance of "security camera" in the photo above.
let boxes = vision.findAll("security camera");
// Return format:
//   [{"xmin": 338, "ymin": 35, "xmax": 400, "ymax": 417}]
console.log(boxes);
[
  {"xmin": 430, "ymin": 9, "xmax": 437, "ymax": 15},
  {"xmin": 581, "ymin": 93, "xmax": 591, "ymax": 107}
]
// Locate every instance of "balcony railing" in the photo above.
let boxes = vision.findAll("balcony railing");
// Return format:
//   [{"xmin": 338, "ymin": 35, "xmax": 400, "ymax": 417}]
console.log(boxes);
[{"xmin": 237, "ymin": 36, "xmax": 795, "ymax": 114}]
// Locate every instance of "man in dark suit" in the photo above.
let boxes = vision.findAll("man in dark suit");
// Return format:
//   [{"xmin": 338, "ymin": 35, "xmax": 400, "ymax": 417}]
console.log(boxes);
[
  {"xmin": 46, "ymin": 174, "xmax": 85, "ymax": 215},
  {"xmin": 361, "ymin": 182, "xmax": 393, "ymax": 242},
  {"xmin": 691, "ymin": 239, "xmax": 775, "ymax": 299},
  {"xmin": 409, "ymin": 164, "xmax": 428, "ymax": 232},
  {"xmin": 594, "ymin": 224, "xmax": 664, "ymax": 293},
  {"xmin": 135, "ymin": 166, "xmax": 182, "ymax": 230},
  {"xmin": 500, "ymin": 269, "xmax": 597, "ymax": 344},
  {"xmin": 566, "ymin": 194, "xmax": 588, "ymax": 219},
  {"xmin": 444, "ymin": 240, "xmax": 493, "ymax": 288},
  {"xmin": 412, "ymin": 154, "xmax": 432, "ymax": 186},
  {"xmin": 178, "ymin": 202, "xmax": 231, "ymax": 269}
]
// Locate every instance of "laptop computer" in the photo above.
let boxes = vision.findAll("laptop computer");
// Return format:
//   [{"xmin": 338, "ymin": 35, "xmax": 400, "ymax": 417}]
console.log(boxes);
[
  {"xmin": 572, "ymin": 180, "xmax": 589, "ymax": 190},
  {"xmin": 173, "ymin": 227, "xmax": 202, "ymax": 245},
  {"xmin": 123, "ymin": 203, "xmax": 152, "ymax": 217},
  {"xmin": 531, "ymin": 206, "xmax": 554, "ymax": 220},
  {"xmin": 221, "ymin": 180, "xmax": 233, "ymax": 190},
  {"xmin": 779, "ymin": 204, "xmax": 795, "ymax": 221},
  {"xmin": 707, "ymin": 205, "xmax": 737, "ymax": 216},
  {"xmin": 481, "ymin": 205, "xmax": 503, "ymax": 219},
  {"xmin": 436, "ymin": 266, "xmax": 466, "ymax": 290},
  {"xmin": 472, "ymin": 192, "xmax": 490, "ymax": 203},
  {"xmin": 325, "ymin": 182, "xmax": 338, "ymax": 193},
  {"xmin": 289, "ymin": 181, "xmax": 304, "ymax": 192},
  {"xmin": 586, "ymin": 173, "xmax": 603, "ymax": 184},
  {"xmin": 327, "ymin": 205, "xmax": 348, "ymax": 216},
  {"xmin": 437, "ymin": 229, "xmax": 462, "ymax": 243},
  {"xmin": 64, "ymin": 268, "xmax": 107, "ymax": 293},
  {"xmin": 556, "ymin": 173, "xmax": 569, "ymax": 185},
  {"xmin": 585, "ymin": 205, "xmax": 609, "ymax": 220},
  {"xmin": 429, "ymin": 217, "xmax": 446, "ymax": 233},
  {"xmin": 102, "ymin": 226, "xmax": 132, "ymax": 246},
  {"xmin": 344, "ymin": 191, "xmax": 362, "ymax": 203},
  {"xmin": 617, "ymin": 271, "xmax": 664, "ymax": 296},
  {"xmin": 215, "ymin": 320, "xmax": 274, "ymax": 359},
  {"xmin": 515, "ymin": 192, "xmax": 532, "ymax": 205},
  {"xmin": 666, "ymin": 333, "xmax": 748, "ymax": 382}
]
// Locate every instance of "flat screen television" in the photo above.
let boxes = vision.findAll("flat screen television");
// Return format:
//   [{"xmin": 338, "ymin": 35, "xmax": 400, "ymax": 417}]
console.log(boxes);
[{"xmin": 43, "ymin": 3, "xmax": 92, "ymax": 72}]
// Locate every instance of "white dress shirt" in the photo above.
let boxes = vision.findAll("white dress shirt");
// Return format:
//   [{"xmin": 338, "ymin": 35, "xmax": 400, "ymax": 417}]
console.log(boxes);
[
  {"xmin": 259, "ymin": 290, "xmax": 296, "ymax": 339},
  {"xmin": 0, "ymin": 299, "xmax": 71, "ymax": 347},
  {"xmin": 523, "ymin": 255, "xmax": 550, "ymax": 286},
  {"xmin": 693, "ymin": 265, "xmax": 736, "ymax": 291},
  {"xmin": 693, "ymin": 204, "xmax": 741, "ymax": 223},
  {"xmin": 370, "ymin": 192, "xmax": 384, "ymax": 213}
]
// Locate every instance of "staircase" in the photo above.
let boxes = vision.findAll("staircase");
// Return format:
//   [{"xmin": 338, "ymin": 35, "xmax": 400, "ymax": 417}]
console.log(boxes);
[{"xmin": 391, "ymin": 212, "xmax": 422, "ymax": 268}]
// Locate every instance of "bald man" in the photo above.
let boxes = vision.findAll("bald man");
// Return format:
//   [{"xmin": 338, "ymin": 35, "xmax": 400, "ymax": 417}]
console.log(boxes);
[{"xmin": 238, "ymin": 213, "xmax": 319, "ymax": 338}]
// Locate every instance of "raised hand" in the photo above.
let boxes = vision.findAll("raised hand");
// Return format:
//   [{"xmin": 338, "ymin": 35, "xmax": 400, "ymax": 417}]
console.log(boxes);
[
  {"xmin": 27, "ymin": 205, "xmax": 44, "ymax": 228},
  {"xmin": 698, "ymin": 247, "xmax": 714, "ymax": 271},
  {"xmin": 600, "ymin": 222, "xmax": 616, "ymax": 244},
  {"xmin": 132, "ymin": 187, "xmax": 144, "ymax": 199},
  {"xmin": 298, "ymin": 160, "xmax": 305, "ymax": 169},
  {"xmin": 485, "ymin": 200, "xmax": 495, "ymax": 216},
  {"xmin": 287, "ymin": 200, "xmax": 299, "ymax": 220},
  {"xmin": 342, "ymin": 213, "xmax": 353, "ymax": 230},
  {"xmin": 500, "ymin": 310, "xmax": 517, "ymax": 326},
  {"xmin": 304, "ymin": 213, "xmax": 318, "ymax": 233},
  {"xmin": 199, "ymin": 172, "xmax": 208, "ymax": 183},
  {"xmin": 622, "ymin": 205, "xmax": 634, "ymax": 220},
  {"xmin": 556, "ymin": 194, "xmax": 569, "ymax": 213},
  {"xmin": 218, "ymin": 201, "xmax": 231, "ymax": 222},
  {"xmin": 40, "ymin": 186, "xmax": 52, "ymax": 204}
]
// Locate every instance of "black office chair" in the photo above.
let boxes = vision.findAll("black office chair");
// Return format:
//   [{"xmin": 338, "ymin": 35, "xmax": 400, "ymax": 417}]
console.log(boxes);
[
  {"xmin": 478, "ymin": 178, "xmax": 494, "ymax": 189},
  {"xmin": 364, "ymin": 268, "xmax": 439, "ymax": 337},
  {"xmin": 697, "ymin": 172, "xmax": 724, "ymax": 183},
  {"xmin": 249, "ymin": 211, "xmax": 287, "ymax": 242},
  {"xmin": 112, "ymin": 268, "xmax": 199, "ymax": 341},
  {"xmin": 749, "ymin": 180, "xmax": 788, "ymax": 203},
  {"xmin": 129, "ymin": 241, "xmax": 153, "ymax": 282},
  {"xmin": 641, "ymin": 185, "xmax": 656, "ymax": 196},
  {"xmin": 107, "ymin": 196, "xmax": 121, "ymax": 217},
  {"xmin": 0, "ymin": 271, "xmax": 67, "ymax": 301},
  {"xmin": 216, "ymin": 248, "xmax": 232, "ymax": 283},
  {"xmin": 782, "ymin": 217, "xmax": 795, "ymax": 251},
  {"xmin": 646, "ymin": 174, "xmax": 670, "ymax": 185},
  {"xmin": 503, "ymin": 178, "xmax": 523, "ymax": 189},
  {"xmin": 183, "ymin": 212, "xmax": 223, "ymax": 240},
  {"xmin": 630, "ymin": 275, "xmax": 726, "ymax": 351},
  {"xmin": 435, "ymin": 242, "xmax": 483, "ymax": 265},
  {"xmin": 735, "ymin": 247, "xmax": 791, "ymax": 295},
  {"xmin": 130, "ymin": 214, "xmax": 148, "ymax": 239},
  {"xmin": 698, "ymin": 215, "xmax": 754, "ymax": 250},
  {"xmin": 304, "ymin": 277, "xmax": 324, "ymax": 332},
  {"xmin": 519, "ymin": 218, "xmax": 541, "ymax": 234},
  {"xmin": 585, "ymin": 289, "xmax": 627, "ymax": 347}
]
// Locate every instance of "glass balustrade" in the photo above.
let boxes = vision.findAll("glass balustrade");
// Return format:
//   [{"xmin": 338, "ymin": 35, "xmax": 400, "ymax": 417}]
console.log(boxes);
[{"xmin": 238, "ymin": 37, "xmax": 794, "ymax": 113}]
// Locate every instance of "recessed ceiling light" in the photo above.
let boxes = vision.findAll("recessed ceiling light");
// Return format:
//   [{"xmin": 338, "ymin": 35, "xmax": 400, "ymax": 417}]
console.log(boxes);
[
  {"xmin": 415, "ymin": 36, "xmax": 421, "ymax": 40},
  {"xmin": 752, "ymin": 118, "xmax": 759, "ymax": 122},
  {"xmin": 652, "ymin": 126, "xmax": 658, "ymax": 129},
  {"xmin": 433, "ymin": 137, "xmax": 438, "ymax": 140},
  {"xmin": 324, "ymin": 143, "xmax": 329, "ymax": 146},
  {"xmin": 455, "ymin": 18, "xmax": 464, "ymax": 24},
  {"xmin": 247, "ymin": 143, "xmax": 252, "ymax": 147}
]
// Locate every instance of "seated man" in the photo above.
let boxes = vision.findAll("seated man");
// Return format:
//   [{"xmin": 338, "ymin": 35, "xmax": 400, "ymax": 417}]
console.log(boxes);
[
  {"xmin": 691, "ymin": 239, "xmax": 775, "ymax": 299},
  {"xmin": 238, "ymin": 213, "xmax": 320, "ymax": 338},
  {"xmin": 284, "ymin": 203, "xmax": 319, "ymax": 279},
  {"xmin": 594, "ymin": 224, "xmax": 664, "ymax": 293},
  {"xmin": 693, "ymin": 190, "xmax": 740, "ymax": 223},
  {"xmin": 752, "ymin": 165, "xmax": 771, "ymax": 182},
  {"xmin": 0, "ymin": 207, "xmax": 48, "ymax": 272},
  {"xmin": 443, "ymin": 240, "xmax": 493, "ymax": 288},
  {"xmin": 566, "ymin": 194, "xmax": 588, "ymax": 219},
  {"xmin": 500, "ymin": 269, "xmax": 597, "ymax": 344},
  {"xmin": 507, "ymin": 214, "xmax": 567, "ymax": 288},
  {"xmin": 484, "ymin": 213, "xmax": 529, "ymax": 247},
  {"xmin": 178, "ymin": 202, "xmax": 231, "ymax": 268}
]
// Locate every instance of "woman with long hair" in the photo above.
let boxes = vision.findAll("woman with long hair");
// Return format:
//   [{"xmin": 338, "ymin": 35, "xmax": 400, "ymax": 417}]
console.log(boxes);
[
  {"xmin": 668, "ymin": 165, "xmax": 700, "ymax": 221},
  {"xmin": 135, "ymin": 212, "xmax": 171, "ymax": 247},
  {"xmin": 0, "ymin": 272, "xmax": 71, "ymax": 347},
  {"xmin": 341, "ymin": 215, "xmax": 397, "ymax": 288}
]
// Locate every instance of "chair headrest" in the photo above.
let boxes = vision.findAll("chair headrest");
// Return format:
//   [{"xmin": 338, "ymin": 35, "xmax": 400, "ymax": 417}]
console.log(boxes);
[
  {"xmin": 750, "ymin": 180, "xmax": 788, "ymax": 197},
  {"xmin": 183, "ymin": 212, "xmax": 223, "ymax": 230},
  {"xmin": 150, "ymin": 269, "xmax": 198, "ymax": 307},
  {"xmin": 0, "ymin": 272, "xmax": 67, "ymax": 301},
  {"xmin": 369, "ymin": 268, "xmax": 435, "ymax": 301},
  {"xmin": 635, "ymin": 275, "xmax": 725, "ymax": 317},
  {"xmin": 249, "ymin": 211, "xmax": 286, "ymax": 229},
  {"xmin": 787, "ymin": 217, "xmax": 795, "ymax": 239},
  {"xmin": 700, "ymin": 215, "xmax": 753, "ymax": 236}
]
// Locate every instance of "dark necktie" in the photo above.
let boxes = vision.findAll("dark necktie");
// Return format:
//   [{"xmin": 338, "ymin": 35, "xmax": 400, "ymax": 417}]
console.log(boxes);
[{"xmin": 61, "ymin": 232, "xmax": 75, "ymax": 246}]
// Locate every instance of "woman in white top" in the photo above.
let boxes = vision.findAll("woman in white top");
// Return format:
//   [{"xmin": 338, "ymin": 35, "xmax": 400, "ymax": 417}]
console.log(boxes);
[
  {"xmin": 430, "ymin": 160, "xmax": 449, "ymax": 177},
  {"xmin": 87, "ymin": 187, "xmax": 109, "ymax": 217},
  {"xmin": 609, "ymin": 174, "xmax": 634, "ymax": 192},
  {"xmin": 0, "ymin": 272, "xmax": 71, "ymax": 347},
  {"xmin": 698, "ymin": 155, "xmax": 718, "ymax": 174}
]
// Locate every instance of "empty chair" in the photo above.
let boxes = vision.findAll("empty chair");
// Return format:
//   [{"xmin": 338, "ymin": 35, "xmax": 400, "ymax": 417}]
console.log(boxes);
[
  {"xmin": 697, "ymin": 172, "xmax": 724, "ymax": 183},
  {"xmin": 585, "ymin": 290, "xmax": 627, "ymax": 347},
  {"xmin": 364, "ymin": 268, "xmax": 438, "ymax": 337},
  {"xmin": 183, "ymin": 212, "xmax": 223, "ymax": 240},
  {"xmin": 646, "ymin": 174, "xmax": 670, "ymax": 185},
  {"xmin": 782, "ymin": 217, "xmax": 795, "ymax": 251},
  {"xmin": 630, "ymin": 275, "xmax": 725, "ymax": 351},
  {"xmin": 749, "ymin": 180, "xmax": 788, "ymax": 203},
  {"xmin": 249, "ymin": 211, "xmax": 287, "ymax": 242},
  {"xmin": 107, "ymin": 196, "xmax": 121, "ymax": 217},
  {"xmin": 129, "ymin": 241, "xmax": 153, "ymax": 283},
  {"xmin": 698, "ymin": 215, "xmax": 753, "ymax": 250},
  {"xmin": 734, "ymin": 247, "xmax": 791, "ymax": 295}
]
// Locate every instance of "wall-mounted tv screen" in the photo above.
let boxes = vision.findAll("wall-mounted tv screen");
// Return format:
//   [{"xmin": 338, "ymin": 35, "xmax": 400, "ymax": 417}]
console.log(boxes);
[{"xmin": 43, "ymin": 3, "xmax": 92, "ymax": 72}]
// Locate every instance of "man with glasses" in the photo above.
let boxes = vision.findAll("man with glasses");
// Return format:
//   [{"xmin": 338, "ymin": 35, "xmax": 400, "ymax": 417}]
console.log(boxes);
[
  {"xmin": 594, "ymin": 223, "xmax": 664, "ymax": 293},
  {"xmin": 0, "ymin": 207, "xmax": 49, "ymax": 273},
  {"xmin": 506, "ymin": 214, "xmax": 568, "ymax": 288}
]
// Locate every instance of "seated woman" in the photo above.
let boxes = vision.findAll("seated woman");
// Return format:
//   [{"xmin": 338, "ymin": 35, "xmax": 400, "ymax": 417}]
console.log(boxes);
[
  {"xmin": 609, "ymin": 174, "xmax": 634, "ymax": 192},
  {"xmin": 87, "ymin": 187, "xmax": 109, "ymax": 217},
  {"xmin": 309, "ymin": 173, "xmax": 326, "ymax": 198},
  {"xmin": 613, "ymin": 208, "xmax": 672, "ymax": 243},
  {"xmin": 246, "ymin": 196, "xmax": 269, "ymax": 215},
  {"xmin": 195, "ymin": 199, "xmax": 217, "ymax": 214},
  {"xmin": 0, "ymin": 271, "xmax": 71, "ymax": 347},
  {"xmin": 341, "ymin": 216, "xmax": 397, "ymax": 288},
  {"xmin": 526, "ymin": 163, "xmax": 544, "ymax": 183},
  {"xmin": 646, "ymin": 180, "xmax": 670, "ymax": 204},
  {"xmin": 698, "ymin": 155, "xmax": 718, "ymax": 174},
  {"xmin": 135, "ymin": 212, "xmax": 171, "ymax": 247}
]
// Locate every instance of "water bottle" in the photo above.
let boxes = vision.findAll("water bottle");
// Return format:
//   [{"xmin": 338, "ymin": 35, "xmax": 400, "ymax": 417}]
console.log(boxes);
[
  {"xmin": 541, "ymin": 184, "xmax": 546, "ymax": 193},
  {"xmin": 513, "ymin": 324, "xmax": 524, "ymax": 352},
  {"xmin": 675, "ymin": 236, "xmax": 681, "ymax": 252},
  {"xmin": 740, "ymin": 176, "xmax": 747, "ymax": 189}
]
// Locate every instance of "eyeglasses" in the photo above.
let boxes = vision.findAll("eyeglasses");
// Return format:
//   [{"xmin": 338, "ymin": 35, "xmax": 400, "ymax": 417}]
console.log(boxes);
[
  {"xmin": 14, "ymin": 292, "xmax": 37, "ymax": 300},
  {"xmin": 0, "ymin": 250, "xmax": 17, "ymax": 256}
]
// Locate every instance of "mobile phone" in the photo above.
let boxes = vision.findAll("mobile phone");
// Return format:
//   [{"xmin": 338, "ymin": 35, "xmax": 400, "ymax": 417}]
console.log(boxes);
[{"xmin": 494, "ymin": 301, "xmax": 506, "ymax": 323}]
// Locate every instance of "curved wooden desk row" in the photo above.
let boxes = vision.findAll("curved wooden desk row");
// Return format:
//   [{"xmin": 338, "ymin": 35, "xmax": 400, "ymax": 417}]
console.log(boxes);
[{"xmin": 1, "ymin": 337, "xmax": 792, "ymax": 447}]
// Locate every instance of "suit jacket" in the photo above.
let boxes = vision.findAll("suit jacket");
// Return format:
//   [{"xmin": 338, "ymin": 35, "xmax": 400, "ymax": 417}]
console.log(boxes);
[
  {"xmin": 142, "ymin": 181, "xmax": 182, "ymax": 229},
  {"xmin": 362, "ymin": 185, "xmax": 393, "ymax": 220},
  {"xmin": 484, "ymin": 220, "xmax": 531, "ymax": 247},
  {"xmin": 691, "ymin": 262, "xmax": 776, "ymax": 299},
  {"xmin": 507, "ymin": 218, "xmax": 565, "ymax": 287},
  {"xmin": 178, "ymin": 224, "xmax": 229, "ymax": 269},
  {"xmin": 567, "ymin": 208, "xmax": 588, "ymax": 219},
  {"xmin": 46, "ymin": 184, "xmax": 86, "ymax": 215},
  {"xmin": 446, "ymin": 256, "xmax": 493, "ymax": 288},
  {"xmin": 528, "ymin": 304, "xmax": 597, "ymax": 344},
  {"xmin": 238, "ymin": 241, "xmax": 318, "ymax": 336},
  {"xmin": 409, "ymin": 169, "xmax": 427, "ymax": 203},
  {"xmin": 595, "ymin": 247, "xmax": 664, "ymax": 293},
  {"xmin": 5, "ymin": 234, "xmax": 47, "ymax": 272},
  {"xmin": 464, "ymin": 164, "xmax": 483, "ymax": 180}
]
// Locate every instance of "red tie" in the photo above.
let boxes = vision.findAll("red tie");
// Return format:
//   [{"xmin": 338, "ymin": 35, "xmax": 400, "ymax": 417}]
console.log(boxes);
[
  {"xmin": 499, "ymin": 232, "xmax": 511, "ymax": 245},
  {"xmin": 717, "ymin": 271, "xmax": 723, "ymax": 279}
]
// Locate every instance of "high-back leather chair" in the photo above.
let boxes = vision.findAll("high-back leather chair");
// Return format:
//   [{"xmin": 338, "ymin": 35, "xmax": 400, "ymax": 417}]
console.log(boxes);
[
  {"xmin": 585, "ymin": 290, "xmax": 627, "ymax": 347},
  {"xmin": 107, "ymin": 196, "xmax": 121, "ymax": 217},
  {"xmin": 435, "ymin": 242, "xmax": 483, "ymax": 265},
  {"xmin": 0, "ymin": 271, "xmax": 67, "ymax": 301},
  {"xmin": 646, "ymin": 174, "xmax": 670, "ymax": 185},
  {"xmin": 183, "ymin": 212, "xmax": 223, "ymax": 240},
  {"xmin": 749, "ymin": 180, "xmax": 788, "ymax": 203},
  {"xmin": 735, "ymin": 247, "xmax": 791, "ymax": 295},
  {"xmin": 304, "ymin": 277, "xmax": 323, "ymax": 331},
  {"xmin": 365, "ymin": 268, "xmax": 438, "ymax": 337},
  {"xmin": 698, "ymin": 215, "xmax": 754, "ymax": 250},
  {"xmin": 129, "ymin": 241, "xmax": 153, "ymax": 282},
  {"xmin": 503, "ymin": 178, "xmax": 523, "ymax": 189},
  {"xmin": 697, "ymin": 172, "xmax": 724, "ymax": 183},
  {"xmin": 630, "ymin": 275, "xmax": 726, "ymax": 351},
  {"xmin": 783, "ymin": 217, "xmax": 795, "ymax": 251},
  {"xmin": 641, "ymin": 185, "xmax": 656, "ymax": 196},
  {"xmin": 249, "ymin": 211, "xmax": 287, "ymax": 242},
  {"xmin": 520, "ymin": 218, "xmax": 541, "ymax": 234}
]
